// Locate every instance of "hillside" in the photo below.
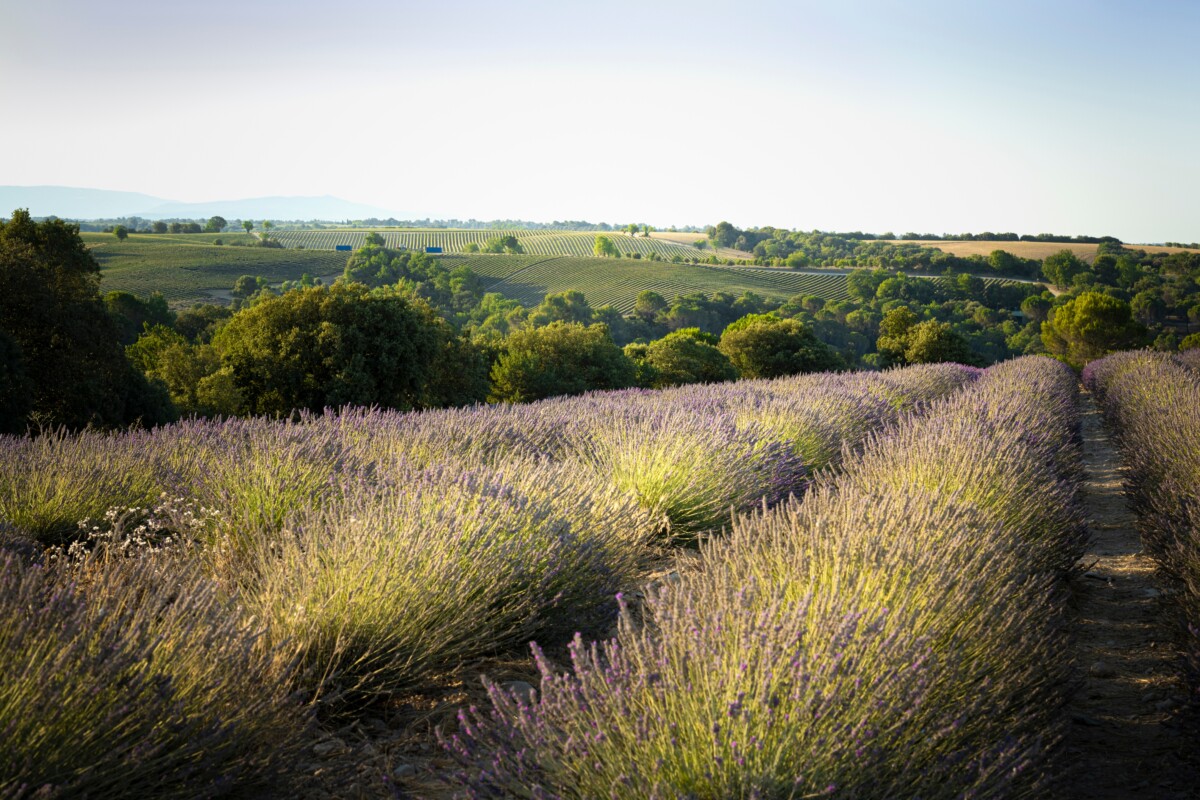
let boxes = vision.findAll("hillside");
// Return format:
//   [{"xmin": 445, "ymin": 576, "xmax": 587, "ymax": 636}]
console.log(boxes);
[{"xmin": 267, "ymin": 228, "xmax": 717, "ymax": 261}]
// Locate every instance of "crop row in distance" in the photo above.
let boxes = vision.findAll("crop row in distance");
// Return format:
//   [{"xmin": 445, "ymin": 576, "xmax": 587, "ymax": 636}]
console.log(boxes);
[{"xmin": 266, "ymin": 228, "xmax": 707, "ymax": 259}]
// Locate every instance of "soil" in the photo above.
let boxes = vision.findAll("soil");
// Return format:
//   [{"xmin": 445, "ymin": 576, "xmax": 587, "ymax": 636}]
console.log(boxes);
[{"xmin": 1063, "ymin": 392, "xmax": 1196, "ymax": 798}]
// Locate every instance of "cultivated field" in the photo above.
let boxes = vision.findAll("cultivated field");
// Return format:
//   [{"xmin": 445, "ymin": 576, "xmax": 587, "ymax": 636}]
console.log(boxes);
[
  {"xmin": 267, "ymin": 228, "xmax": 716, "ymax": 260},
  {"xmin": 85, "ymin": 233, "xmax": 346, "ymax": 304},
  {"xmin": 9, "ymin": 356, "xmax": 1168, "ymax": 797},
  {"xmin": 444, "ymin": 254, "xmax": 854, "ymax": 311}
]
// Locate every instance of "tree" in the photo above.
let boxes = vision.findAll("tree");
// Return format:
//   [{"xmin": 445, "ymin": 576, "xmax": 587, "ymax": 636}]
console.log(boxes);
[
  {"xmin": 113, "ymin": 225, "xmax": 128, "ymax": 241},
  {"xmin": 1040, "ymin": 291, "xmax": 1147, "ymax": 367},
  {"xmin": 633, "ymin": 290, "xmax": 668, "ymax": 322},
  {"xmin": 0, "ymin": 210, "xmax": 172, "ymax": 432},
  {"xmin": 103, "ymin": 291, "xmax": 175, "ymax": 345},
  {"xmin": 483, "ymin": 234, "xmax": 523, "ymax": 254},
  {"xmin": 875, "ymin": 306, "xmax": 919, "ymax": 365},
  {"xmin": 1020, "ymin": 295, "xmax": 1052, "ymax": 324},
  {"xmin": 718, "ymin": 315, "xmax": 841, "ymax": 379},
  {"xmin": 593, "ymin": 235, "xmax": 619, "ymax": 258},
  {"xmin": 1130, "ymin": 289, "xmax": 1166, "ymax": 326},
  {"xmin": 902, "ymin": 320, "xmax": 979, "ymax": 365},
  {"xmin": 204, "ymin": 216, "xmax": 227, "ymax": 233},
  {"xmin": 231, "ymin": 275, "xmax": 267, "ymax": 300},
  {"xmin": 845, "ymin": 268, "xmax": 889, "ymax": 304},
  {"xmin": 631, "ymin": 328, "xmax": 737, "ymax": 388},
  {"xmin": 212, "ymin": 283, "xmax": 450, "ymax": 416},
  {"xmin": 242, "ymin": 220, "xmax": 254, "ymax": 234},
  {"xmin": 711, "ymin": 221, "xmax": 739, "ymax": 248},
  {"xmin": 126, "ymin": 325, "xmax": 224, "ymax": 416},
  {"xmin": 1041, "ymin": 249, "xmax": 1086, "ymax": 287},
  {"xmin": 527, "ymin": 290, "xmax": 593, "ymax": 327},
  {"xmin": 262, "ymin": 220, "xmax": 274, "ymax": 232},
  {"xmin": 364, "ymin": 231, "xmax": 385, "ymax": 247},
  {"xmin": 489, "ymin": 322, "xmax": 635, "ymax": 403},
  {"xmin": 152, "ymin": 221, "xmax": 168, "ymax": 234}
]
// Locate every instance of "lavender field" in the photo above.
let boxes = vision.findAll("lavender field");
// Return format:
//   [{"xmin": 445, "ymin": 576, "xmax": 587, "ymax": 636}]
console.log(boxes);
[{"xmin": 2, "ymin": 355, "xmax": 1193, "ymax": 798}]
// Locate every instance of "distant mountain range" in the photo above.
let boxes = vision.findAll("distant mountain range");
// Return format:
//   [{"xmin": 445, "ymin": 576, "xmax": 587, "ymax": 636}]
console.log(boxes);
[{"xmin": 0, "ymin": 186, "xmax": 402, "ymax": 221}]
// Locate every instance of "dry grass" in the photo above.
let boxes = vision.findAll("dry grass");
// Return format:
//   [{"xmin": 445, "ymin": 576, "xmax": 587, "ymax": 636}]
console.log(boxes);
[
  {"xmin": 887, "ymin": 240, "xmax": 1200, "ymax": 263},
  {"xmin": 649, "ymin": 230, "xmax": 747, "ymax": 260}
]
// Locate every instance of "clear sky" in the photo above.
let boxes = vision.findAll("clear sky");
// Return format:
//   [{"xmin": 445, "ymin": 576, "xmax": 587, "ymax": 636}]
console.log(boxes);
[{"xmin": 2, "ymin": 0, "xmax": 1197, "ymax": 241}]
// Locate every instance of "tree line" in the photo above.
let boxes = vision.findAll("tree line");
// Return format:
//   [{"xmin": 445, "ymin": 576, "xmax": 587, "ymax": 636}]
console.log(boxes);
[{"xmin": 4, "ymin": 209, "xmax": 1197, "ymax": 434}]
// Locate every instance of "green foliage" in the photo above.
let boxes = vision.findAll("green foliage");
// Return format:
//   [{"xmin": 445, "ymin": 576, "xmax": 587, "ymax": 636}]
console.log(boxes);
[
  {"xmin": 1020, "ymin": 294, "xmax": 1052, "ymax": 324},
  {"xmin": 489, "ymin": 322, "xmax": 636, "ymax": 402},
  {"xmin": 718, "ymin": 315, "xmax": 841, "ymax": 378},
  {"xmin": 593, "ymin": 234, "xmax": 619, "ymax": 257},
  {"xmin": 1041, "ymin": 291, "xmax": 1147, "ymax": 367},
  {"xmin": 174, "ymin": 304, "xmax": 233, "ymax": 343},
  {"xmin": 343, "ymin": 244, "xmax": 485, "ymax": 321},
  {"xmin": 212, "ymin": 283, "xmax": 451, "ymax": 416},
  {"xmin": 1041, "ymin": 249, "xmax": 1087, "ymax": 287},
  {"xmin": 127, "ymin": 325, "xmax": 228, "ymax": 416},
  {"xmin": 483, "ymin": 234, "xmax": 524, "ymax": 254},
  {"xmin": 876, "ymin": 307, "xmax": 980, "ymax": 366},
  {"xmin": 903, "ymin": 320, "xmax": 981, "ymax": 365},
  {"xmin": 103, "ymin": 290, "xmax": 174, "ymax": 345},
  {"xmin": 112, "ymin": 225, "xmax": 128, "ymax": 241},
  {"xmin": 204, "ymin": 215, "xmax": 227, "ymax": 233},
  {"xmin": 626, "ymin": 328, "xmax": 737, "ymax": 388},
  {"xmin": 527, "ymin": 290, "xmax": 593, "ymax": 327}
]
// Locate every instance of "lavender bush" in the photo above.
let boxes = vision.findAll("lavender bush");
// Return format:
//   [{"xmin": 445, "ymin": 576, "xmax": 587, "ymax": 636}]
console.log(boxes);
[
  {"xmin": 0, "ymin": 548, "xmax": 307, "ymax": 799},
  {"xmin": 249, "ymin": 457, "xmax": 657, "ymax": 702},
  {"xmin": 0, "ymin": 428, "xmax": 166, "ymax": 544}
]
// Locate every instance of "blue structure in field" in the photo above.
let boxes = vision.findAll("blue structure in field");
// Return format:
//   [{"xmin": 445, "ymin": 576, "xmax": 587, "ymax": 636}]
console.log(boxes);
[
  {"xmin": 335, "ymin": 244, "xmax": 352, "ymax": 252},
  {"xmin": 425, "ymin": 246, "xmax": 443, "ymax": 254}
]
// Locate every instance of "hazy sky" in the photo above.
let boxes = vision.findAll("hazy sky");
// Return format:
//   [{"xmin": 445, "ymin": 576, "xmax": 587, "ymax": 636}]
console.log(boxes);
[{"xmin": 2, "ymin": 0, "xmax": 1197, "ymax": 241}]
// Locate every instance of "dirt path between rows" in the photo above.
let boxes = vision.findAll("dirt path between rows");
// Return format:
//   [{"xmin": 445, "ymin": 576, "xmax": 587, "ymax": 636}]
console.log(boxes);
[{"xmin": 1063, "ymin": 392, "xmax": 1194, "ymax": 798}]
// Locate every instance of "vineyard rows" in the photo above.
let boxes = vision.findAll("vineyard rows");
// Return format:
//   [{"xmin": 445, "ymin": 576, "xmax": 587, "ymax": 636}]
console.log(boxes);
[{"xmin": 267, "ymin": 229, "xmax": 707, "ymax": 260}]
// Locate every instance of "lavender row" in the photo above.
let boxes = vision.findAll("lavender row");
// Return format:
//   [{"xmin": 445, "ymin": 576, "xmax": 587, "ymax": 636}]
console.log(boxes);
[
  {"xmin": 1083, "ymin": 350, "xmax": 1200, "ymax": 704},
  {"xmin": 443, "ymin": 356, "xmax": 1083, "ymax": 798}
]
